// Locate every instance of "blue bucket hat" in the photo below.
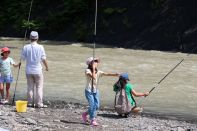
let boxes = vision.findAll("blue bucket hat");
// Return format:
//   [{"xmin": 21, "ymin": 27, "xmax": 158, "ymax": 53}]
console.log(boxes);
[{"xmin": 120, "ymin": 73, "xmax": 130, "ymax": 81}]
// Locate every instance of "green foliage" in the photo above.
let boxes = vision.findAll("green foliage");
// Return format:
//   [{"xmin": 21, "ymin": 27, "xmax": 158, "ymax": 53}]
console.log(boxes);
[
  {"xmin": 150, "ymin": 0, "xmax": 164, "ymax": 9},
  {"xmin": 22, "ymin": 20, "xmax": 41, "ymax": 30},
  {"xmin": 99, "ymin": 17, "xmax": 109, "ymax": 32},
  {"xmin": 0, "ymin": 0, "xmax": 89, "ymax": 38},
  {"xmin": 123, "ymin": 16, "xmax": 131, "ymax": 29},
  {"xmin": 102, "ymin": 18, "xmax": 109, "ymax": 28},
  {"xmin": 103, "ymin": 8, "xmax": 127, "ymax": 15},
  {"xmin": 73, "ymin": 20, "xmax": 88, "ymax": 41},
  {"xmin": 104, "ymin": 8, "xmax": 114, "ymax": 15},
  {"xmin": 116, "ymin": 8, "xmax": 127, "ymax": 13}
]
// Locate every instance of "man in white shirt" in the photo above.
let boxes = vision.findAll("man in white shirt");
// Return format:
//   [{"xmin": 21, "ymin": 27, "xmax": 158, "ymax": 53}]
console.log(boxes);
[{"xmin": 21, "ymin": 31, "xmax": 48, "ymax": 108}]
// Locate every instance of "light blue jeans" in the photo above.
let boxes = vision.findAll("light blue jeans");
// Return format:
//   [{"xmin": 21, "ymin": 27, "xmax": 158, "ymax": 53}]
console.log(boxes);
[{"xmin": 85, "ymin": 89, "xmax": 100, "ymax": 120}]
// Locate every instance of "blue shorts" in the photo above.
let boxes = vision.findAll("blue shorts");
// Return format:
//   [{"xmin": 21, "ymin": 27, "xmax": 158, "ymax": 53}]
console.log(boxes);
[{"xmin": 0, "ymin": 75, "xmax": 13, "ymax": 83}]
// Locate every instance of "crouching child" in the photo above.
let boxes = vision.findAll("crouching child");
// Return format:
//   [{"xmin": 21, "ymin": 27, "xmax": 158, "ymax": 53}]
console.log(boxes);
[{"xmin": 113, "ymin": 73, "xmax": 149, "ymax": 117}]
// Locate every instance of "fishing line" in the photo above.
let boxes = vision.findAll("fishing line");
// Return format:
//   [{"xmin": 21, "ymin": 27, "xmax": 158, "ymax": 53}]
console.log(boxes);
[{"xmin": 12, "ymin": 0, "xmax": 34, "ymax": 105}]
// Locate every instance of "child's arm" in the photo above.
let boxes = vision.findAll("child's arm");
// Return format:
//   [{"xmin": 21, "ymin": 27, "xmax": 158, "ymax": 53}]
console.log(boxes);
[
  {"xmin": 85, "ymin": 63, "xmax": 97, "ymax": 79},
  {"xmin": 86, "ymin": 69, "xmax": 96, "ymax": 79},
  {"xmin": 13, "ymin": 62, "xmax": 21, "ymax": 68},
  {"xmin": 103, "ymin": 72, "xmax": 120, "ymax": 77},
  {"xmin": 131, "ymin": 89, "xmax": 149, "ymax": 97}
]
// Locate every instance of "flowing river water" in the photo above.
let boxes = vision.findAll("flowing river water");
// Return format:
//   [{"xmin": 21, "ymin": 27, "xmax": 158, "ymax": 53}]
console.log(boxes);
[{"xmin": 1, "ymin": 39, "xmax": 197, "ymax": 121}]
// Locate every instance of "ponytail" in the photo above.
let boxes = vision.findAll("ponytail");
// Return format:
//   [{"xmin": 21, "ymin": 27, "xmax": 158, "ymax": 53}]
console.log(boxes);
[{"xmin": 119, "ymin": 78, "xmax": 127, "ymax": 89}]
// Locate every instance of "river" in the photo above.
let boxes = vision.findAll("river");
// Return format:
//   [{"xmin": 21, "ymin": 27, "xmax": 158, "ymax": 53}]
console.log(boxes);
[{"xmin": 1, "ymin": 39, "xmax": 197, "ymax": 121}]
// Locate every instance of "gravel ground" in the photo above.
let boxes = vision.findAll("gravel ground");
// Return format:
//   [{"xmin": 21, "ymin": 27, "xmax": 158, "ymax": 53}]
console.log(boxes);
[{"xmin": 0, "ymin": 102, "xmax": 196, "ymax": 131}]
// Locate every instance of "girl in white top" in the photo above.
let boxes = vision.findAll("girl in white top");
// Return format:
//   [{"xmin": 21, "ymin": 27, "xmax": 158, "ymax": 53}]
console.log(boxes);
[{"xmin": 82, "ymin": 57, "xmax": 119, "ymax": 126}]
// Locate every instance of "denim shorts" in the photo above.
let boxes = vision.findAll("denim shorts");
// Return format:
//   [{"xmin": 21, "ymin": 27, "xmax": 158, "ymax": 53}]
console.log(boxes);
[{"xmin": 0, "ymin": 75, "xmax": 13, "ymax": 83}]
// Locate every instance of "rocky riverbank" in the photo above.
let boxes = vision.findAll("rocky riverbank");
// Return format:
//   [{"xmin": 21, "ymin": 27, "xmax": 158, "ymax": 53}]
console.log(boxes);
[{"xmin": 0, "ymin": 102, "xmax": 196, "ymax": 131}]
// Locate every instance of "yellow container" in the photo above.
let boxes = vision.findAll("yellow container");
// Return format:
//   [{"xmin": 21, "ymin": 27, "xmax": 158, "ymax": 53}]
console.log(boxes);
[{"xmin": 16, "ymin": 100, "xmax": 28, "ymax": 112}]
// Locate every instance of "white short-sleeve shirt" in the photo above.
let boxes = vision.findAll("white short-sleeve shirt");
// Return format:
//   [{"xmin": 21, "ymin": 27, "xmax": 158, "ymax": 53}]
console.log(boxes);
[
  {"xmin": 85, "ymin": 69, "xmax": 105, "ymax": 93},
  {"xmin": 21, "ymin": 41, "xmax": 46, "ymax": 74}
]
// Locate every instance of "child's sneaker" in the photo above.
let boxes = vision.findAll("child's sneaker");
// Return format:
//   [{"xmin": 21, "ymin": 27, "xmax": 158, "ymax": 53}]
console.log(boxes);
[
  {"xmin": 0, "ymin": 99, "xmax": 9, "ymax": 104},
  {"xmin": 36, "ymin": 104, "xmax": 48, "ymax": 108},
  {"xmin": 3, "ymin": 99, "xmax": 9, "ymax": 104},
  {"xmin": 0, "ymin": 99, "xmax": 5, "ymax": 104},
  {"xmin": 27, "ymin": 103, "xmax": 33, "ymax": 107},
  {"xmin": 82, "ymin": 112, "xmax": 88, "ymax": 123},
  {"xmin": 91, "ymin": 119, "xmax": 99, "ymax": 126}
]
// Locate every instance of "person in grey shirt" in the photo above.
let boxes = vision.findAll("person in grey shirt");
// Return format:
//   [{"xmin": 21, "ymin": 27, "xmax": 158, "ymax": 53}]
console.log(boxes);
[{"xmin": 21, "ymin": 31, "xmax": 48, "ymax": 108}]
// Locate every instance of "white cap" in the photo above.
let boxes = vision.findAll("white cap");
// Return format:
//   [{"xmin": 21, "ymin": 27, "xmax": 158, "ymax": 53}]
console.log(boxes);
[
  {"xmin": 86, "ymin": 57, "xmax": 100, "ymax": 65},
  {"xmin": 30, "ymin": 31, "xmax": 39, "ymax": 40}
]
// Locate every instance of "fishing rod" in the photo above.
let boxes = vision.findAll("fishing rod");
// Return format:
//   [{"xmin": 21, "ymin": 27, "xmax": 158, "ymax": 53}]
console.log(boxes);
[
  {"xmin": 12, "ymin": 0, "xmax": 34, "ymax": 105},
  {"xmin": 93, "ymin": 0, "xmax": 97, "ymax": 59},
  {"xmin": 148, "ymin": 55, "xmax": 187, "ymax": 94},
  {"xmin": 91, "ymin": 0, "xmax": 98, "ymax": 92},
  {"xmin": 138, "ymin": 49, "xmax": 196, "ymax": 107},
  {"xmin": 148, "ymin": 46, "xmax": 197, "ymax": 95}
]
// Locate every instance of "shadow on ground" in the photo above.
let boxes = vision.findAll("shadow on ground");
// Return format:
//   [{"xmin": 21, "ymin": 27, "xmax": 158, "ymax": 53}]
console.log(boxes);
[
  {"xmin": 98, "ymin": 113, "xmax": 123, "ymax": 119},
  {"xmin": 60, "ymin": 120, "xmax": 89, "ymax": 126}
]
